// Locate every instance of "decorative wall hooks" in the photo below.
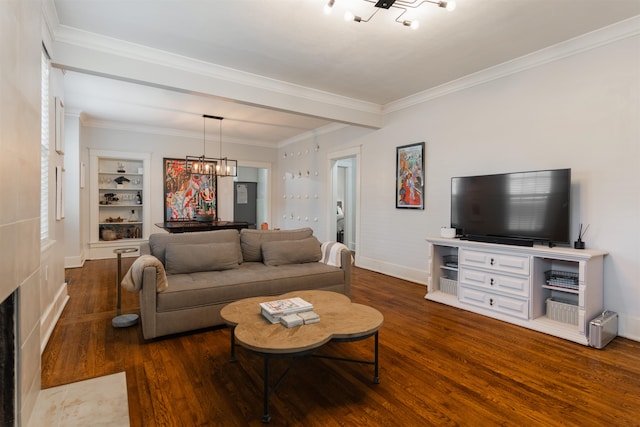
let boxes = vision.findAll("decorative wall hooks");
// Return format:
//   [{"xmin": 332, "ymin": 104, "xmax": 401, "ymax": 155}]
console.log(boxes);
[{"xmin": 279, "ymin": 140, "xmax": 322, "ymax": 229}]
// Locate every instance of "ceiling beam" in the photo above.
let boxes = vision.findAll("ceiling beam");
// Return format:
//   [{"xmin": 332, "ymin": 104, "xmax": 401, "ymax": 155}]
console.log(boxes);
[{"xmin": 50, "ymin": 26, "xmax": 384, "ymax": 130}]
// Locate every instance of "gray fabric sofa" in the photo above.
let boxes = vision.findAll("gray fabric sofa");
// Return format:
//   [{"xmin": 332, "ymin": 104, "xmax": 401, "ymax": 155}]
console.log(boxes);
[{"xmin": 137, "ymin": 228, "xmax": 351, "ymax": 339}]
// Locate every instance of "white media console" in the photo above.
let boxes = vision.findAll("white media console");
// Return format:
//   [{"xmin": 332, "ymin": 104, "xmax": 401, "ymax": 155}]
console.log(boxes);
[{"xmin": 426, "ymin": 237, "xmax": 607, "ymax": 345}]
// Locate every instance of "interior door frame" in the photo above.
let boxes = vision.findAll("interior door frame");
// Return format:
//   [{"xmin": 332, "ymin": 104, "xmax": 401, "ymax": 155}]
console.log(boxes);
[
  {"xmin": 327, "ymin": 146, "xmax": 361, "ymax": 256},
  {"xmin": 232, "ymin": 161, "xmax": 271, "ymax": 227}
]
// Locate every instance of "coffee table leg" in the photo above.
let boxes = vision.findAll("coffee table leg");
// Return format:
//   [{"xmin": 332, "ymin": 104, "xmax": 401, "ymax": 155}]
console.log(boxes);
[
  {"xmin": 373, "ymin": 331, "xmax": 380, "ymax": 384},
  {"xmin": 262, "ymin": 355, "xmax": 271, "ymax": 423}
]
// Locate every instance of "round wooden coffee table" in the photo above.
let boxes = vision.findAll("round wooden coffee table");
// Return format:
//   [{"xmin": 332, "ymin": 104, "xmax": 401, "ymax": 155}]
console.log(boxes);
[{"xmin": 220, "ymin": 290, "xmax": 383, "ymax": 423}]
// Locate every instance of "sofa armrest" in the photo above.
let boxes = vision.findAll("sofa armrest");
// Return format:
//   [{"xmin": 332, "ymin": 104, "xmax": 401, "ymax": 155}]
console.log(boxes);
[
  {"xmin": 139, "ymin": 266, "xmax": 159, "ymax": 339},
  {"xmin": 340, "ymin": 247, "xmax": 352, "ymax": 297}
]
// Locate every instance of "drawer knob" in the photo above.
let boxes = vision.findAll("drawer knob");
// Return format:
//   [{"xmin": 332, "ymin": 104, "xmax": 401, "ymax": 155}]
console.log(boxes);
[
  {"xmin": 490, "ymin": 278, "xmax": 494, "ymax": 286},
  {"xmin": 489, "ymin": 298, "xmax": 494, "ymax": 306},
  {"xmin": 490, "ymin": 258, "xmax": 495, "ymax": 266}
]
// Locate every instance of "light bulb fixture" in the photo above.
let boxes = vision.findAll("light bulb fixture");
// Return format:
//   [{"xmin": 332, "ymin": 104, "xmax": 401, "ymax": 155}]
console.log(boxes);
[
  {"xmin": 324, "ymin": 0, "xmax": 335, "ymax": 14},
  {"xmin": 402, "ymin": 19, "xmax": 420, "ymax": 29},
  {"xmin": 213, "ymin": 116, "xmax": 237, "ymax": 177},
  {"xmin": 441, "ymin": 1, "xmax": 456, "ymax": 11},
  {"xmin": 334, "ymin": 0, "xmax": 456, "ymax": 29},
  {"xmin": 186, "ymin": 114, "xmax": 237, "ymax": 178}
]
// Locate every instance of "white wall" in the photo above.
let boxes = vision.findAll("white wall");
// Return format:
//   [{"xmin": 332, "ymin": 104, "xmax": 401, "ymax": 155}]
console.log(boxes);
[
  {"xmin": 41, "ymin": 66, "xmax": 70, "ymax": 349},
  {"xmin": 257, "ymin": 168, "xmax": 268, "ymax": 227},
  {"xmin": 352, "ymin": 34, "xmax": 640, "ymax": 340},
  {"xmin": 63, "ymin": 114, "xmax": 83, "ymax": 267},
  {"xmin": 277, "ymin": 125, "xmax": 374, "ymax": 242}
]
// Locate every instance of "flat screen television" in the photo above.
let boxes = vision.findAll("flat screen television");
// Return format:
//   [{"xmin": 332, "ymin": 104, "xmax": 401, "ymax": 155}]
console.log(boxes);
[{"xmin": 451, "ymin": 168, "xmax": 571, "ymax": 246}]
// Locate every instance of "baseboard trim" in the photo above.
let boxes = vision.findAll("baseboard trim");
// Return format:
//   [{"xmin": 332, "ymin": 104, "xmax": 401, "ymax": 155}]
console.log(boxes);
[
  {"xmin": 65, "ymin": 255, "xmax": 85, "ymax": 269},
  {"xmin": 619, "ymin": 314, "xmax": 640, "ymax": 342},
  {"xmin": 356, "ymin": 255, "xmax": 427, "ymax": 286},
  {"xmin": 40, "ymin": 283, "xmax": 70, "ymax": 354}
]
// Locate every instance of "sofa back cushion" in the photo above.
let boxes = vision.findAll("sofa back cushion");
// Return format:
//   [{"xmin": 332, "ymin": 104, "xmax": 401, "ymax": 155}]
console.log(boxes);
[
  {"xmin": 240, "ymin": 228, "xmax": 314, "ymax": 262},
  {"xmin": 149, "ymin": 229, "xmax": 242, "ymax": 265},
  {"xmin": 165, "ymin": 242, "xmax": 241, "ymax": 274},
  {"xmin": 261, "ymin": 237, "xmax": 322, "ymax": 266}
]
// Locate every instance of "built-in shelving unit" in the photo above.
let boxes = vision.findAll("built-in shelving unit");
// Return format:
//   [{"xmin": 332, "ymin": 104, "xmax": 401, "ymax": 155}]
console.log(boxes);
[
  {"xmin": 89, "ymin": 150, "xmax": 151, "ymax": 259},
  {"xmin": 426, "ymin": 237, "xmax": 607, "ymax": 346}
]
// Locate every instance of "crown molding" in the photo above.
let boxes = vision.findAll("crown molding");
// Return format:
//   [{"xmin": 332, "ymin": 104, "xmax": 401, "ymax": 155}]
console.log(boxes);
[
  {"xmin": 52, "ymin": 25, "xmax": 382, "ymax": 117},
  {"xmin": 385, "ymin": 15, "xmax": 640, "ymax": 114},
  {"xmin": 64, "ymin": 108, "xmax": 82, "ymax": 118},
  {"xmin": 81, "ymin": 118, "xmax": 276, "ymax": 148},
  {"xmin": 41, "ymin": 0, "xmax": 60, "ymax": 55}
]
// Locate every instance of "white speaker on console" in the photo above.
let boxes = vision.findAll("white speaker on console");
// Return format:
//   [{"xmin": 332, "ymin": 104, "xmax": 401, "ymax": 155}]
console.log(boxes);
[{"xmin": 440, "ymin": 227, "xmax": 456, "ymax": 238}]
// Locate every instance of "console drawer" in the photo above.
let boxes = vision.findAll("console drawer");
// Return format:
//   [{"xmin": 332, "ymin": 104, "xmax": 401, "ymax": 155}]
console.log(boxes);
[
  {"xmin": 459, "ymin": 268, "xmax": 530, "ymax": 298},
  {"xmin": 459, "ymin": 285, "xmax": 529, "ymax": 320},
  {"xmin": 459, "ymin": 248, "xmax": 530, "ymax": 275}
]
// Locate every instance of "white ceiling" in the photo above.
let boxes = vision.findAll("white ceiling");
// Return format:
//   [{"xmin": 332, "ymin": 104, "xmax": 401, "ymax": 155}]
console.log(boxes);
[{"xmin": 51, "ymin": 0, "xmax": 640, "ymax": 146}]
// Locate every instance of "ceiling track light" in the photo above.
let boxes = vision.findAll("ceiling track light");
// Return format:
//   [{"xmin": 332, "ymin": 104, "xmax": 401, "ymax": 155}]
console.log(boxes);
[{"xmin": 326, "ymin": 0, "xmax": 455, "ymax": 29}]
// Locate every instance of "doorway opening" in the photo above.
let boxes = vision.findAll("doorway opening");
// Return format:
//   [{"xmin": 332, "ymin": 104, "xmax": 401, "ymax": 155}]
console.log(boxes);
[
  {"xmin": 329, "ymin": 147, "xmax": 360, "ymax": 255},
  {"xmin": 233, "ymin": 166, "xmax": 269, "ymax": 229}
]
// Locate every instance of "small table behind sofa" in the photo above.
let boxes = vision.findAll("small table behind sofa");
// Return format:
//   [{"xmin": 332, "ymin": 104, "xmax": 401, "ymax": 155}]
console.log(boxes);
[{"xmin": 154, "ymin": 221, "xmax": 249, "ymax": 233}]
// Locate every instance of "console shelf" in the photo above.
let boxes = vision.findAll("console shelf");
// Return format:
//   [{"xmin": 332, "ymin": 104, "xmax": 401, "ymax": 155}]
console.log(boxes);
[
  {"xmin": 426, "ymin": 237, "xmax": 607, "ymax": 346},
  {"xmin": 541, "ymin": 284, "xmax": 579, "ymax": 294}
]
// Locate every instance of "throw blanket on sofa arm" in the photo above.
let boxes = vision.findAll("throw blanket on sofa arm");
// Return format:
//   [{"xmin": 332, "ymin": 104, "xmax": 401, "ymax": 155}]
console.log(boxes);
[
  {"xmin": 121, "ymin": 255, "xmax": 169, "ymax": 293},
  {"xmin": 320, "ymin": 241, "xmax": 353, "ymax": 268}
]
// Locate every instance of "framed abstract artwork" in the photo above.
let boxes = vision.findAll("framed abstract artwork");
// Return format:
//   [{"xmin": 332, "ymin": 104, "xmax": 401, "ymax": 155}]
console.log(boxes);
[
  {"xmin": 163, "ymin": 158, "xmax": 217, "ymax": 222},
  {"xmin": 396, "ymin": 142, "xmax": 425, "ymax": 209}
]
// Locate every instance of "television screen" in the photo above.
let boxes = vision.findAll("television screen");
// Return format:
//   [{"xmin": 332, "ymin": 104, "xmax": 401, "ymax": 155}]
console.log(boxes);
[{"xmin": 451, "ymin": 169, "xmax": 571, "ymax": 245}]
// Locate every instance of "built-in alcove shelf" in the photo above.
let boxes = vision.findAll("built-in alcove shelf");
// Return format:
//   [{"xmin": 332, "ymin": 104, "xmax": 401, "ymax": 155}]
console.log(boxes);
[{"xmin": 89, "ymin": 150, "xmax": 151, "ymax": 260}]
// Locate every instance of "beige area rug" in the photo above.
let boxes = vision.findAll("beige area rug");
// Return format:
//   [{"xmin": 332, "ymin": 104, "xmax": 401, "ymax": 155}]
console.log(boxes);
[{"xmin": 28, "ymin": 372, "xmax": 130, "ymax": 427}]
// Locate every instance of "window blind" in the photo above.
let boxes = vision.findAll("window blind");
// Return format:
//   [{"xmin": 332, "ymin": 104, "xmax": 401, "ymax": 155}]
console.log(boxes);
[{"xmin": 41, "ymin": 50, "xmax": 50, "ymax": 242}]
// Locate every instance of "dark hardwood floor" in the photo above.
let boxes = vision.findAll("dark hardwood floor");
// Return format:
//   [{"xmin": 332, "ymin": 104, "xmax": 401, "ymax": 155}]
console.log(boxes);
[{"xmin": 43, "ymin": 259, "xmax": 640, "ymax": 426}]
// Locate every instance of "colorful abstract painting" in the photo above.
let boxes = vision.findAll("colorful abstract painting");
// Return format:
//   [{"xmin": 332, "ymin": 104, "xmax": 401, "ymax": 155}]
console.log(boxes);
[
  {"xmin": 163, "ymin": 158, "xmax": 217, "ymax": 221},
  {"xmin": 396, "ymin": 142, "xmax": 425, "ymax": 209}
]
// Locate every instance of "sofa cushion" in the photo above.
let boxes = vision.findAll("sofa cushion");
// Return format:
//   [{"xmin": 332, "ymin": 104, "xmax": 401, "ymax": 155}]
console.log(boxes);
[
  {"xmin": 149, "ymin": 229, "xmax": 242, "ymax": 265},
  {"xmin": 156, "ymin": 262, "xmax": 345, "ymax": 313},
  {"xmin": 240, "ymin": 228, "xmax": 314, "ymax": 262},
  {"xmin": 165, "ymin": 242, "xmax": 241, "ymax": 274},
  {"xmin": 261, "ymin": 237, "xmax": 322, "ymax": 266}
]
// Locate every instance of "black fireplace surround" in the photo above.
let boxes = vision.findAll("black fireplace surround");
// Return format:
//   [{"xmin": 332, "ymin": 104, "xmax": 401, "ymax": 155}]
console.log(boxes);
[{"xmin": 0, "ymin": 292, "xmax": 16, "ymax": 426}]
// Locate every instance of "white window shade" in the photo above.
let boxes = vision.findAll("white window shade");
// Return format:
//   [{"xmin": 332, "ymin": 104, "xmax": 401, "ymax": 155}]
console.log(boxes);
[{"xmin": 41, "ymin": 50, "xmax": 50, "ymax": 242}]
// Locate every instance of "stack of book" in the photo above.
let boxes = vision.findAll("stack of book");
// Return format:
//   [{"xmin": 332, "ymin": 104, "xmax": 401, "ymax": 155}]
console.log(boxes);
[
  {"xmin": 259, "ymin": 297, "xmax": 320, "ymax": 327},
  {"xmin": 280, "ymin": 311, "xmax": 321, "ymax": 328},
  {"xmin": 279, "ymin": 313, "xmax": 304, "ymax": 327},
  {"xmin": 296, "ymin": 311, "xmax": 320, "ymax": 325}
]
